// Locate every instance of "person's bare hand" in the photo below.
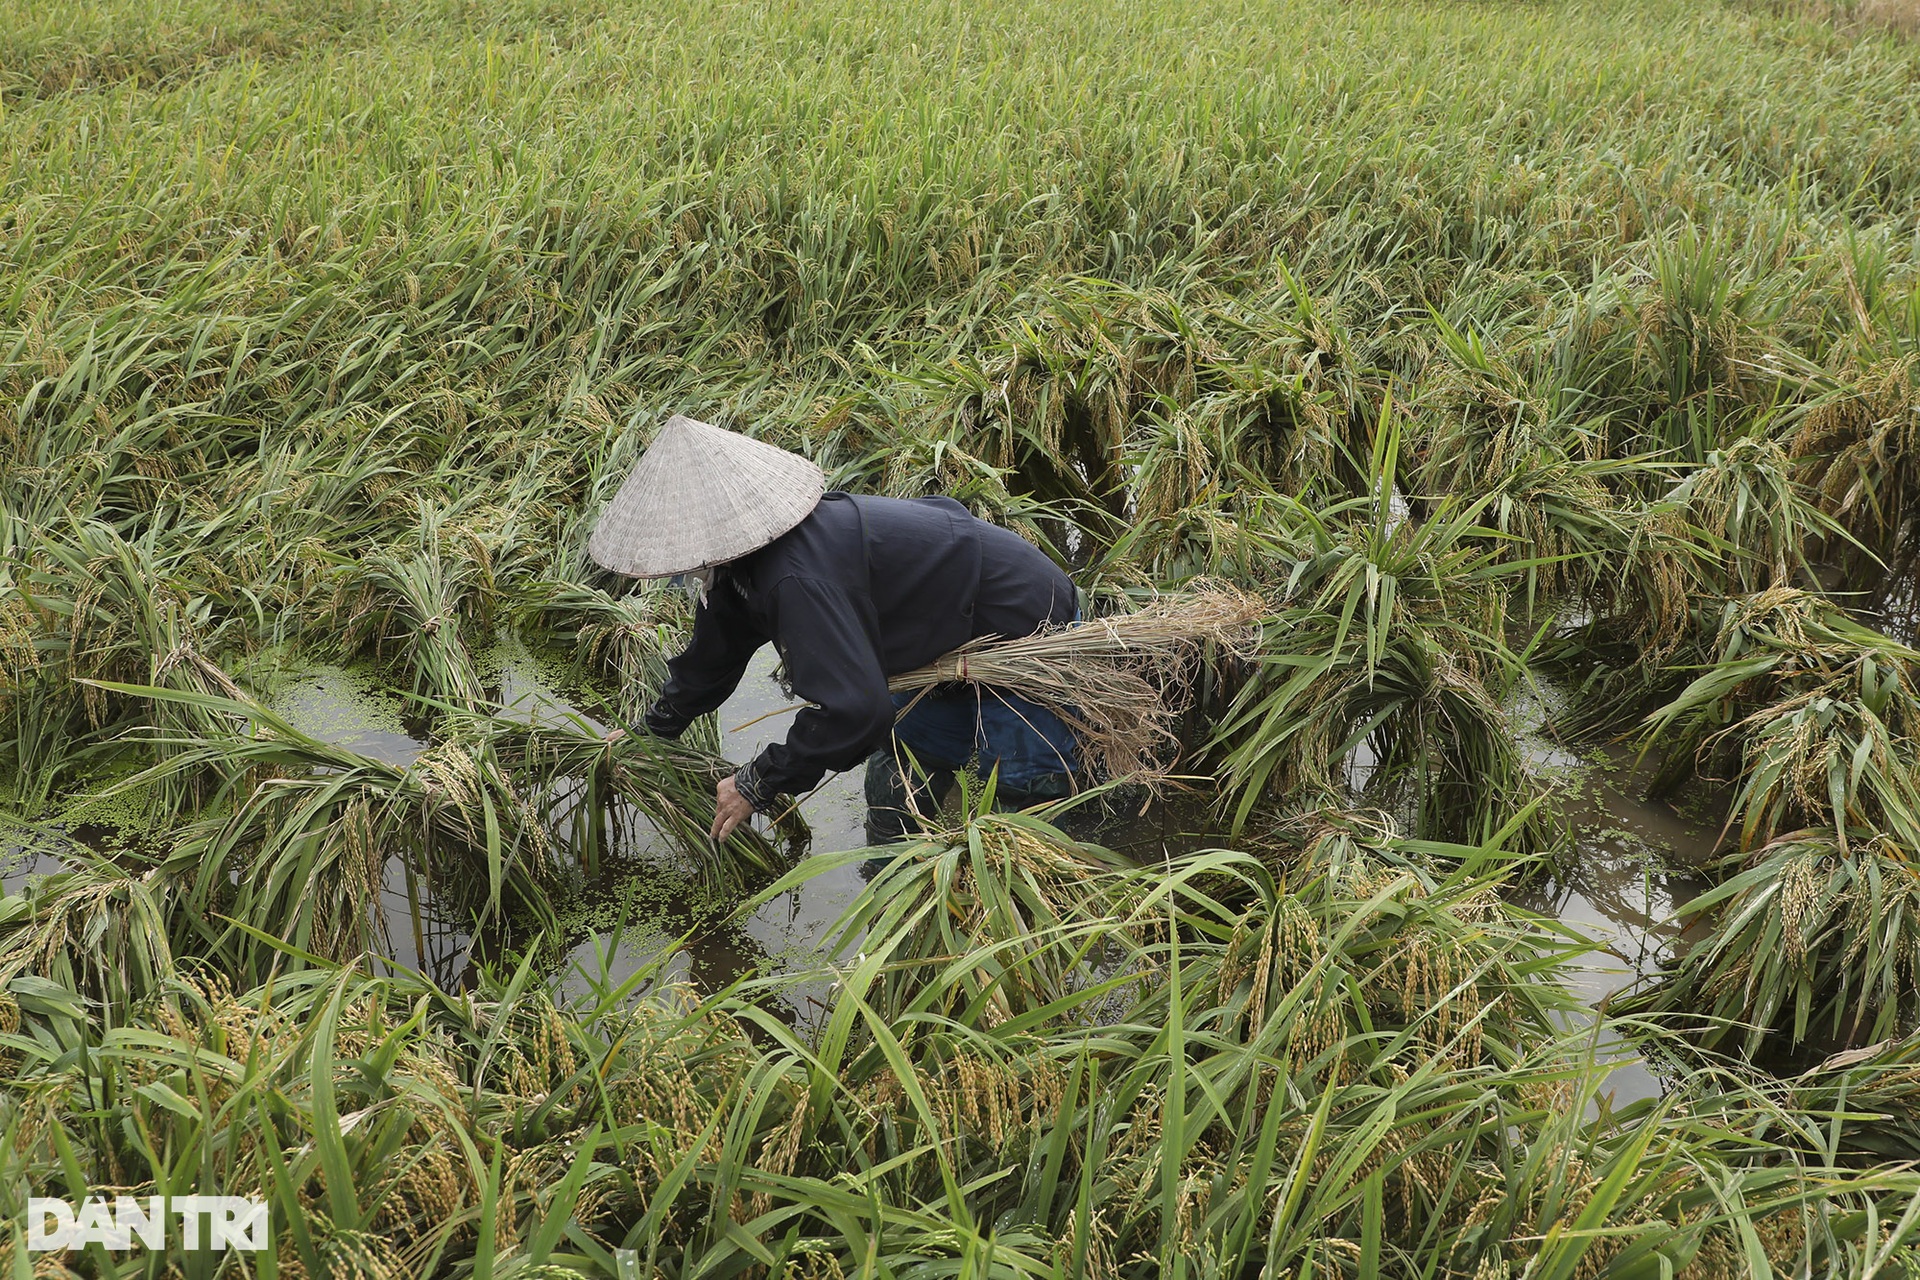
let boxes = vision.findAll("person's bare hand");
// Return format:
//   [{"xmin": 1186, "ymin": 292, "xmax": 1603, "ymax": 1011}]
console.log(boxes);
[{"xmin": 711, "ymin": 773, "xmax": 754, "ymax": 843}]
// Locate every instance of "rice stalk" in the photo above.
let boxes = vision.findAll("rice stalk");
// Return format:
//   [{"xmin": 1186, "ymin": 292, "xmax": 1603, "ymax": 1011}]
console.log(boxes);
[
  {"xmin": 1617, "ymin": 831, "xmax": 1920, "ymax": 1056},
  {"xmin": 887, "ymin": 584, "xmax": 1263, "ymax": 785}
]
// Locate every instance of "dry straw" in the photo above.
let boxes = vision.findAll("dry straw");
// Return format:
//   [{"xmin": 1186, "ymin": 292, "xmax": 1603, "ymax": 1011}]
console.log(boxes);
[{"xmin": 887, "ymin": 584, "xmax": 1264, "ymax": 785}]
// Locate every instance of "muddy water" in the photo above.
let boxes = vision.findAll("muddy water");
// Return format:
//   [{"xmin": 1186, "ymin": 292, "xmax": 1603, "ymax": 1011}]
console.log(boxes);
[
  {"xmin": 1514, "ymin": 745, "xmax": 1717, "ymax": 1009},
  {"xmin": 554, "ymin": 645, "xmax": 869, "ymax": 1013},
  {"xmin": 0, "ymin": 635, "xmax": 1727, "ymax": 1095},
  {"xmin": 1509, "ymin": 707, "xmax": 1722, "ymax": 1105}
]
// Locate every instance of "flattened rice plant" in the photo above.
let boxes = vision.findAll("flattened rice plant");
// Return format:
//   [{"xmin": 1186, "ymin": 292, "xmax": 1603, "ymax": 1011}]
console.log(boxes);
[
  {"xmin": 87, "ymin": 685, "xmax": 788, "ymax": 981},
  {"xmin": 1406, "ymin": 318, "xmax": 1640, "ymax": 614},
  {"xmin": 1210, "ymin": 422, "xmax": 1551, "ymax": 844},
  {"xmin": 1629, "ymin": 589, "xmax": 1920, "ymax": 1053},
  {"xmin": 335, "ymin": 501, "xmax": 497, "ymax": 720},
  {"xmin": 1619, "ymin": 830, "xmax": 1920, "ymax": 1055},
  {"xmin": 1641, "ymin": 588, "xmax": 1920, "ymax": 849},
  {"xmin": 799, "ymin": 807, "xmax": 1148, "ymax": 1025}
]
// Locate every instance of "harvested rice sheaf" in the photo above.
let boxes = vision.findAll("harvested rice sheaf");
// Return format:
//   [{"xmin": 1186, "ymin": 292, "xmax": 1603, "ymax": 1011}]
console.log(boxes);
[{"xmin": 889, "ymin": 584, "xmax": 1263, "ymax": 784}]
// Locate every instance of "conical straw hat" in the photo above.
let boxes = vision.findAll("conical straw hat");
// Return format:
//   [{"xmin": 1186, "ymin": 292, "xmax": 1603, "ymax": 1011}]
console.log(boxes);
[{"xmin": 587, "ymin": 415, "xmax": 826, "ymax": 577}]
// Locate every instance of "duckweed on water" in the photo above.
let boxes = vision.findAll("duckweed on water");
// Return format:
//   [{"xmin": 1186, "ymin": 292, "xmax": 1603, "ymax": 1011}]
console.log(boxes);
[
  {"xmin": 545, "ymin": 856, "xmax": 742, "ymax": 959},
  {"xmin": 264, "ymin": 661, "xmax": 420, "ymax": 745}
]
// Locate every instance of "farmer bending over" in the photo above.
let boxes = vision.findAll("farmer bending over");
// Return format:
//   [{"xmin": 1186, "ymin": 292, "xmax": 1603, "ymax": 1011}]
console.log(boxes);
[{"xmin": 588, "ymin": 414, "xmax": 1080, "ymax": 845}]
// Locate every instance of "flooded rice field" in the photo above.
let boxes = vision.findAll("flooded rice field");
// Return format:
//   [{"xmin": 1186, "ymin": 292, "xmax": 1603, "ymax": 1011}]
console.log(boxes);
[
  {"xmin": 12, "ymin": 0, "xmax": 1920, "ymax": 1263},
  {"xmin": 0, "ymin": 637, "xmax": 1726, "ymax": 1096},
  {"xmin": 4, "ymin": 637, "xmax": 1711, "ymax": 1108}
]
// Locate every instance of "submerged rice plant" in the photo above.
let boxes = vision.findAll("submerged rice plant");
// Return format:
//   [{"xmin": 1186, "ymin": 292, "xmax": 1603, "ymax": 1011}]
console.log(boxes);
[{"xmin": 1210, "ymin": 421, "xmax": 1554, "ymax": 844}]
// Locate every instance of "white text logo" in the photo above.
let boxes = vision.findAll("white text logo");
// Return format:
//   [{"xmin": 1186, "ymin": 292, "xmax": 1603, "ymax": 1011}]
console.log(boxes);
[{"xmin": 27, "ymin": 1197, "xmax": 269, "ymax": 1252}]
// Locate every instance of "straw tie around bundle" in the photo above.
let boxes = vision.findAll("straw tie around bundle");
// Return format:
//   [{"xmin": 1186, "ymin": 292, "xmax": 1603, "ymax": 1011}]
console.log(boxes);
[{"xmin": 887, "ymin": 585, "xmax": 1264, "ymax": 785}]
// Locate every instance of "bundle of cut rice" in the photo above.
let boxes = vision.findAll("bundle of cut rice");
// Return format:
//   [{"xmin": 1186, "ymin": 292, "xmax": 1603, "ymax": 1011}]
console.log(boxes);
[{"xmin": 886, "ymin": 584, "xmax": 1264, "ymax": 785}]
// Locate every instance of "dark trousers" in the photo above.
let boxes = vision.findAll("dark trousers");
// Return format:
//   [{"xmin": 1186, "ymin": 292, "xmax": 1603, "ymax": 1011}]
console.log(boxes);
[
  {"xmin": 863, "ymin": 747, "xmax": 956, "ymax": 845},
  {"xmin": 861, "ymin": 729, "xmax": 1076, "ymax": 846}
]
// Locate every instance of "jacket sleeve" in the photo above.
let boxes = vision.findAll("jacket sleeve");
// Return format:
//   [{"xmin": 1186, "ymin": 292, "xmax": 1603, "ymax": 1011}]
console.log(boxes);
[
  {"xmin": 735, "ymin": 575, "xmax": 893, "ymax": 809},
  {"xmin": 646, "ymin": 585, "xmax": 764, "ymax": 738}
]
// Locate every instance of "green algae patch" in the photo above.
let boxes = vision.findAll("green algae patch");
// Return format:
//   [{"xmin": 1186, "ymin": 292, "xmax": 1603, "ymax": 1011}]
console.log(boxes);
[{"xmin": 263, "ymin": 660, "xmax": 426, "ymax": 762}]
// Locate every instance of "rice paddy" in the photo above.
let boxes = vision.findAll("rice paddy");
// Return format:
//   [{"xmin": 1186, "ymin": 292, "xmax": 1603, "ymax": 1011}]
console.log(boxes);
[{"xmin": 6, "ymin": 0, "xmax": 1920, "ymax": 1272}]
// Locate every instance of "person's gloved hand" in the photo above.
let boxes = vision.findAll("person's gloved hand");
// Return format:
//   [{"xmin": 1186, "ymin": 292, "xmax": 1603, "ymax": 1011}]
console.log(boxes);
[
  {"xmin": 604, "ymin": 698, "xmax": 692, "ymax": 746},
  {"xmin": 643, "ymin": 696, "xmax": 692, "ymax": 740}
]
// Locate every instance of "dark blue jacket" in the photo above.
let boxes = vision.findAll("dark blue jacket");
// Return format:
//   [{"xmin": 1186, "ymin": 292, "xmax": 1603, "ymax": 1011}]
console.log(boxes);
[{"xmin": 646, "ymin": 493, "xmax": 1076, "ymax": 809}]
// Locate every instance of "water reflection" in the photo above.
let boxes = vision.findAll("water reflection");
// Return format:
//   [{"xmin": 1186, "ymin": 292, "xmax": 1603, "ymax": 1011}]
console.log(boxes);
[
  {"xmin": 1511, "ymin": 722, "xmax": 1723, "ymax": 1105},
  {"xmin": 0, "ymin": 819, "xmax": 82, "ymax": 894}
]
